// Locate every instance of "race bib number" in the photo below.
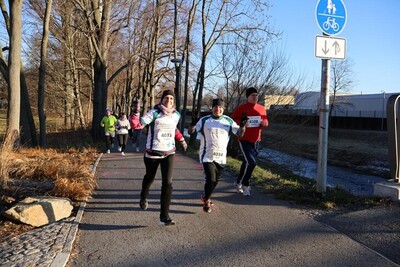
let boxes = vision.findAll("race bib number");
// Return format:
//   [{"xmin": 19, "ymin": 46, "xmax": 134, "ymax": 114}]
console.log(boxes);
[
  {"xmin": 247, "ymin": 116, "xmax": 261, "ymax": 128},
  {"xmin": 211, "ymin": 149, "xmax": 225, "ymax": 161},
  {"xmin": 158, "ymin": 129, "xmax": 173, "ymax": 140}
]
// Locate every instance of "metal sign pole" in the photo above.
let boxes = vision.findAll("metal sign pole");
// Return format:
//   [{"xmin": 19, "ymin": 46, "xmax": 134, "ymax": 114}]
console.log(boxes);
[
  {"xmin": 317, "ymin": 58, "xmax": 330, "ymax": 194},
  {"xmin": 315, "ymin": 0, "xmax": 346, "ymax": 194}
]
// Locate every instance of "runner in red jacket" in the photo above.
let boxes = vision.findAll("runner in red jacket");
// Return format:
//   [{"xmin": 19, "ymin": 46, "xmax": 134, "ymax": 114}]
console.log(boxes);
[{"xmin": 231, "ymin": 87, "xmax": 268, "ymax": 196}]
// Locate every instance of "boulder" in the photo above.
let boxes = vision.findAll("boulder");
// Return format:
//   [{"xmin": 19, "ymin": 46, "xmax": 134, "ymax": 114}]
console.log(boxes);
[{"xmin": 3, "ymin": 196, "xmax": 73, "ymax": 227}]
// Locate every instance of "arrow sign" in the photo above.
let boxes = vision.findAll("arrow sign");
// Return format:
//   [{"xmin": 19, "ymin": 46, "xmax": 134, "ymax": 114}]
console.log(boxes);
[{"xmin": 315, "ymin": 35, "xmax": 346, "ymax": 60}]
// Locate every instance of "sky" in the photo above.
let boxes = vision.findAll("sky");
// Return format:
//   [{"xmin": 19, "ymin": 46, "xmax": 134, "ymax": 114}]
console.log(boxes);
[{"xmin": 268, "ymin": 0, "xmax": 400, "ymax": 94}]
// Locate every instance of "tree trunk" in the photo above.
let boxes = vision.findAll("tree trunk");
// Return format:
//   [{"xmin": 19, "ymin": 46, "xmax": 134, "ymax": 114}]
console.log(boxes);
[
  {"xmin": 20, "ymin": 68, "xmax": 38, "ymax": 147},
  {"xmin": 7, "ymin": 0, "xmax": 22, "ymax": 145},
  {"xmin": 91, "ymin": 56, "xmax": 107, "ymax": 141},
  {"xmin": 181, "ymin": 0, "xmax": 197, "ymax": 133},
  {"xmin": 63, "ymin": 0, "xmax": 74, "ymax": 128},
  {"xmin": 38, "ymin": 0, "xmax": 53, "ymax": 147},
  {"xmin": 1, "ymin": 0, "xmax": 37, "ymax": 147}
]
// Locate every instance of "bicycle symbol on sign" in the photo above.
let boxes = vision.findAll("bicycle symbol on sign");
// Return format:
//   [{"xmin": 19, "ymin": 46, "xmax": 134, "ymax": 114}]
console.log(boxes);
[{"xmin": 323, "ymin": 17, "xmax": 339, "ymax": 32}]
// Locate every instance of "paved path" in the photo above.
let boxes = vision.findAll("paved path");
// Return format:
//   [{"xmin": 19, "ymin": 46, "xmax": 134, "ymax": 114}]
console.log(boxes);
[
  {"xmin": 66, "ymin": 150, "xmax": 398, "ymax": 267},
  {"xmin": 1, "ymin": 141, "xmax": 399, "ymax": 267}
]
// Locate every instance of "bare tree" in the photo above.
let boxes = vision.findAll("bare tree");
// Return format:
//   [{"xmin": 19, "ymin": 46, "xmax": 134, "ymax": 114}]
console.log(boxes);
[
  {"xmin": 73, "ymin": 0, "xmax": 135, "ymax": 141},
  {"xmin": 37, "ymin": 0, "xmax": 53, "ymax": 147},
  {"xmin": 329, "ymin": 59, "xmax": 355, "ymax": 118},
  {"xmin": 180, "ymin": 0, "xmax": 198, "ymax": 132},
  {"xmin": 212, "ymin": 33, "xmax": 313, "ymax": 114},
  {"xmin": 0, "ymin": 0, "xmax": 38, "ymax": 147},
  {"xmin": 7, "ymin": 0, "xmax": 23, "ymax": 144},
  {"xmin": 190, "ymin": 0, "xmax": 277, "ymax": 122}
]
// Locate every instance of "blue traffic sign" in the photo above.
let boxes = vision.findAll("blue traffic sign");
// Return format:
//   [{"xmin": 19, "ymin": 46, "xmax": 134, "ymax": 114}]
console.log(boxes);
[{"xmin": 315, "ymin": 0, "xmax": 347, "ymax": 36}]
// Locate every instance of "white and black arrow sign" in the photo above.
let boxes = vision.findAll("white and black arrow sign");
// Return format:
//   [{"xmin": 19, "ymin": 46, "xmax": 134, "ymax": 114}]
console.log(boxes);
[{"xmin": 315, "ymin": 35, "xmax": 346, "ymax": 60}]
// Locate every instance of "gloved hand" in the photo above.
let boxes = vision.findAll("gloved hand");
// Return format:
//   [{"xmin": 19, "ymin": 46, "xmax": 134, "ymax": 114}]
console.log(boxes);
[
  {"xmin": 181, "ymin": 140, "xmax": 188, "ymax": 151},
  {"xmin": 240, "ymin": 112, "xmax": 248, "ymax": 127},
  {"xmin": 191, "ymin": 116, "xmax": 199, "ymax": 127}
]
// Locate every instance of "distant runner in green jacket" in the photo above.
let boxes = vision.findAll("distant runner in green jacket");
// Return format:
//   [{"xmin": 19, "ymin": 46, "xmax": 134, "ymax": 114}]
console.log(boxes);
[{"xmin": 100, "ymin": 109, "xmax": 118, "ymax": 153}]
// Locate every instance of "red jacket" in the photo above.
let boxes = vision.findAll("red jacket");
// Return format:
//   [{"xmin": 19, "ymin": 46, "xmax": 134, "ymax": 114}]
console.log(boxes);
[
  {"xmin": 231, "ymin": 102, "xmax": 268, "ymax": 143},
  {"xmin": 175, "ymin": 129, "xmax": 184, "ymax": 142},
  {"xmin": 129, "ymin": 112, "xmax": 143, "ymax": 130}
]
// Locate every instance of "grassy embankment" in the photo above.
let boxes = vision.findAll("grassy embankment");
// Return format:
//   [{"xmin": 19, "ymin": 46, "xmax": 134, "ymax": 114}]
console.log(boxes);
[{"xmin": 183, "ymin": 124, "xmax": 391, "ymax": 212}]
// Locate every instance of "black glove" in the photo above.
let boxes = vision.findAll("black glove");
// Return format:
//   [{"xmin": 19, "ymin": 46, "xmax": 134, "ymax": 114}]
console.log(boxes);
[
  {"xmin": 240, "ymin": 112, "xmax": 248, "ymax": 127},
  {"xmin": 191, "ymin": 117, "xmax": 200, "ymax": 127}
]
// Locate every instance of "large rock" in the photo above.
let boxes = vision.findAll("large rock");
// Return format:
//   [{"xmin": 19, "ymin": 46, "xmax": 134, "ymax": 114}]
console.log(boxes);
[{"xmin": 3, "ymin": 196, "xmax": 73, "ymax": 227}]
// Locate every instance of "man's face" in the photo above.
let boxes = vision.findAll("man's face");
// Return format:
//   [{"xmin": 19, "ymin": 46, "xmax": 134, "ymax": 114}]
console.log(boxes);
[
  {"xmin": 212, "ymin": 105, "xmax": 224, "ymax": 117},
  {"xmin": 106, "ymin": 110, "xmax": 112, "ymax": 116},
  {"xmin": 247, "ymin": 93, "xmax": 258, "ymax": 104}
]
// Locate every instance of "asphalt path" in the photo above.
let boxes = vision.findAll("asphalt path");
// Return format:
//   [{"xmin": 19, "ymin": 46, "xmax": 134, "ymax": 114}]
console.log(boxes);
[{"xmin": 67, "ymin": 147, "xmax": 397, "ymax": 267}]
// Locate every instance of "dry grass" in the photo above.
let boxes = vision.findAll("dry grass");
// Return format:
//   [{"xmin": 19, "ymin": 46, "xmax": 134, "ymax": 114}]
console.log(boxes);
[
  {"xmin": 0, "ymin": 129, "xmax": 99, "ymax": 243},
  {"xmin": 0, "ymin": 130, "xmax": 19, "ymax": 188},
  {"xmin": 5, "ymin": 147, "xmax": 98, "ymax": 201}
]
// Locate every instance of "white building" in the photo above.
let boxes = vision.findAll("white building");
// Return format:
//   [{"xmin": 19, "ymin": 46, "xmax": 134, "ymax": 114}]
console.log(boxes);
[{"xmin": 294, "ymin": 91, "xmax": 398, "ymax": 118}]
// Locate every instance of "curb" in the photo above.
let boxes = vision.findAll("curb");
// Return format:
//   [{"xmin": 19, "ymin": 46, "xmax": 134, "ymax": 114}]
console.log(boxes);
[{"xmin": 50, "ymin": 153, "xmax": 103, "ymax": 267}]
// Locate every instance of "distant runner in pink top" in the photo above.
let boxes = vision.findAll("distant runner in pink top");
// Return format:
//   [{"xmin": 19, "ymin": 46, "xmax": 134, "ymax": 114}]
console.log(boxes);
[{"xmin": 129, "ymin": 100, "xmax": 144, "ymax": 152}]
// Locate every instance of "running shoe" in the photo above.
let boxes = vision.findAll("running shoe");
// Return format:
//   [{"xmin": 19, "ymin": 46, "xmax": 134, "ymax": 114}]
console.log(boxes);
[
  {"xmin": 243, "ymin": 186, "xmax": 251, "ymax": 196},
  {"xmin": 107, "ymin": 149, "xmax": 110, "ymax": 154},
  {"xmin": 139, "ymin": 198, "xmax": 148, "ymax": 210},
  {"xmin": 118, "ymin": 146, "xmax": 122, "ymax": 152},
  {"xmin": 234, "ymin": 182, "xmax": 244, "ymax": 194},
  {"xmin": 121, "ymin": 152, "xmax": 125, "ymax": 156},
  {"xmin": 200, "ymin": 194, "xmax": 213, "ymax": 205},
  {"xmin": 160, "ymin": 218, "xmax": 176, "ymax": 226},
  {"xmin": 203, "ymin": 200, "xmax": 212, "ymax": 213}
]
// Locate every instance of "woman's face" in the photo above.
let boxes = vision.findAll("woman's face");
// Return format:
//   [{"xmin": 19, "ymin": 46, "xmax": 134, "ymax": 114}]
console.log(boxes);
[{"xmin": 162, "ymin": 95, "xmax": 174, "ymax": 108}]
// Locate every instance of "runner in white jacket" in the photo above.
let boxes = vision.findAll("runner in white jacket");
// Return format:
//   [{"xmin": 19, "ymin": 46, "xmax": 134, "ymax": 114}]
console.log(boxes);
[{"xmin": 189, "ymin": 98, "xmax": 247, "ymax": 213}]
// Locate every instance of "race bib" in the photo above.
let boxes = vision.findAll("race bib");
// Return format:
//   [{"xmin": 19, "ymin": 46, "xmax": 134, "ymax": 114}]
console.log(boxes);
[
  {"xmin": 158, "ymin": 128, "xmax": 173, "ymax": 140},
  {"xmin": 211, "ymin": 149, "xmax": 225, "ymax": 162},
  {"xmin": 247, "ymin": 116, "xmax": 261, "ymax": 128}
]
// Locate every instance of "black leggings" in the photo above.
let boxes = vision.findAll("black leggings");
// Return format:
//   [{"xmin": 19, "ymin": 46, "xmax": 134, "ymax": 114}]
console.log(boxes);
[
  {"xmin": 141, "ymin": 154, "xmax": 175, "ymax": 220},
  {"xmin": 117, "ymin": 134, "xmax": 129, "ymax": 152},
  {"xmin": 105, "ymin": 135, "xmax": 114, "ymax": 150},
  {"xmin": 203, "ymin": 162, "xmax": 224, "ymax": 200}
]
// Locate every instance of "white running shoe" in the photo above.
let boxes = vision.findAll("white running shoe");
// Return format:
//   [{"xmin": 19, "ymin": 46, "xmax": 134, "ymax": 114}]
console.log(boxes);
[
  {"xmin": 118, "ymin": 146, "xmax": 122, "ymax": 152},
  {"xmin": 107, "ymin": 149, "xmax": 110, "ymax": 154},
  {"xmin": 234, "ymin": 182, "xmax": 243, "ymax": 194},
  {"xmin": 160, "ymin": 218, "xmax": 175, "ymax": 226},
  {"xmin": 121, "ymin": 152, "xmax": 125, "ymax": 156},
  {"xmin": 243, "ymin": 186, "xmax": 251, "ymax": 196}
]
